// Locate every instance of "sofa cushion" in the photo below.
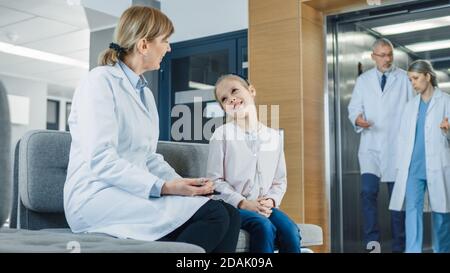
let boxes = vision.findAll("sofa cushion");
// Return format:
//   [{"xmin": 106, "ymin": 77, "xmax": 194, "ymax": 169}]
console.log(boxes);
[
  {"xmin": 156, "ymin": 141, "xmax": 209, "ymax": 178},
  {"xmin": 18, "ymin": 130, "xmax": 70, "ymax": 213},
  {"xmin": 0, "ymin": 228, "xmax": 205, "ymax": 253},
  {"xmin": 34, "ymin": 224, "xmax": 323, "ymax": 252},
  {"xmin": 235, "ymin": 224, "xmax": 323, "ymax": 252},
  {"xmin": 298, "ymin": 224, "xmax": 323, "ymax": 247}
]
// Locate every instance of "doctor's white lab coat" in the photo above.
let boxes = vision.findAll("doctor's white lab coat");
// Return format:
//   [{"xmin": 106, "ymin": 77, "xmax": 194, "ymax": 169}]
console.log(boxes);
[
  {"xmin": 348, "ymin": 67, "xmax": 414, "ymax": 182},
  {"xmin": 389, "ymin": 89, "xmax": 450, "ymax": 213},
  {"xmin": 64, "ymin": 63, "xmax": 208, "ymax": 241}
]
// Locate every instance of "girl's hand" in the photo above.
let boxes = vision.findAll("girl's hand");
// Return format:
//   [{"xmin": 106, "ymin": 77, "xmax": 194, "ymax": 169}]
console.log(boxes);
[
  {"xmin": 257, "ymin": 197, "xmax": 275, "ymax": 209},
  {"xmin": 238, "ymin": 199, "xmax": 259, "ymax": 211},
  {"xmin": 257, "ymin": 204, "xmax": 272, "ymax": 218},
  {"xmin": 161, "ymin": 178, "xmax": 214, "ymax": 196},
  {"xmin": 440, "ymin": 117, "xmax": 449, "ymax": 133},
  {"xmin": 239, "ymin": 200, "xmax": 272, "ymax": 217}
]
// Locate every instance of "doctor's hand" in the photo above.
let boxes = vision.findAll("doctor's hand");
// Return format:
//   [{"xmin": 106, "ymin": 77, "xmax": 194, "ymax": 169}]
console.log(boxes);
[
  {"xmin": 440, "ymin": 117, "xmax": 449, "ymax": 133},
  {"xmin": 355, "ymin": 114, "xmax": 372, "ymax": 129},
  {"xmin": 161, "ymin": 178, "xmax": 215, "ymax": 196}
]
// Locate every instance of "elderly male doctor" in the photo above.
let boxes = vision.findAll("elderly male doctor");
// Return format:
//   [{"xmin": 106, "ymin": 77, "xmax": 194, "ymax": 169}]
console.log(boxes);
[{"xmin": 348, "ymin": 38, "xmax": 414, "ymax": 252}]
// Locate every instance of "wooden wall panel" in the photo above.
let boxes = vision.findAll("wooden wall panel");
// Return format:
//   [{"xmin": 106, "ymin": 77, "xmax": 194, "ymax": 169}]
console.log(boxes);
[
  {"xmin": 301, "ymin": 3, "xmax": 327, "ymax": 253},
  {"xmin": 249, "ymin": 11, "xmax": 304, "ymax": 222},
  {"xmin": 250, "ymin": 0, "xmax": 299, "ymax": 26}
]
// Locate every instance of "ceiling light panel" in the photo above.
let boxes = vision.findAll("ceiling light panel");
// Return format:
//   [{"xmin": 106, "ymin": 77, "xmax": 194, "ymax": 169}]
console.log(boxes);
[{"xmin": 373, "ymin": 16, "xmax": 450, "ymax": 35}]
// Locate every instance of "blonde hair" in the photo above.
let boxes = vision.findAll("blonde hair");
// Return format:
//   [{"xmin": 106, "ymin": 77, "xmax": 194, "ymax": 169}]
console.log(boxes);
[
  {"xmin": 98, "ymin": 6, "xmax": 174, "ymax": 66},
  {"xmin": 214, "ymin": 74, "xmax": 251, "ymax": 106}
]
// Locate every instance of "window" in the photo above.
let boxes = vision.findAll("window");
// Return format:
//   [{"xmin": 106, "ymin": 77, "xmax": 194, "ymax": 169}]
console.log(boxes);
[
  {"xmin": 159, "ymin": 30, "xmax": 248, "ymax": 143},
  {"xmin": 46, "ymin": 99, "xmax": 60, "ymax": 130},
  {"xmin": 66, "ymin": 102, "xmax": 71, "ymax": 131}
]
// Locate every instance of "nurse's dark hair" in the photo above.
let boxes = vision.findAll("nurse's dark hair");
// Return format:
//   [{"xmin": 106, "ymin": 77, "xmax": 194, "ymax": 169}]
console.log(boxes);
[
  {"xmin": 98, "ymin": 6, "xmax": 174, "ymax": 66},
  {"xmin": 408, "ymin": 60, "xmax": 438, "ymax": 87},
  {"xmin": 372, "ymin": 38, "xmax": 394, "ymax": 51},
  {"xmin": 214, "ymin": 74, "xmax": 251, "ymax": 105}
]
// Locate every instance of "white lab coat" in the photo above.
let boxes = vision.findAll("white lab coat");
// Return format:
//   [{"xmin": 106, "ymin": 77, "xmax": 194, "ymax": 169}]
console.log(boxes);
[
  {"xmin": 348, "ymin": 67, "xmax": 415, "ymax": 182},
  {"xmin": 64, "ymin": 63, "xmax": 208, "ymax": 241},
  {"xmin": 389, "ymin": 89, "xmax": 450, "ymax": 213}
]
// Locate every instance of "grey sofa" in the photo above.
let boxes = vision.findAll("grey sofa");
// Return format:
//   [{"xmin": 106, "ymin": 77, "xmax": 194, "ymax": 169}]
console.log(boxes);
[{"xmin": 9, "ymin": 130, "xmax": 322, "ymax": 252}]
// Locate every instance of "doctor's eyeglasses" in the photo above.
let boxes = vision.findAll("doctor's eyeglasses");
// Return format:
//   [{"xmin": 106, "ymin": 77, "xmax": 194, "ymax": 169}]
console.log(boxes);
[{"xmin": 372, "ymin": 52, "xmax": 393, "ymax": 58}]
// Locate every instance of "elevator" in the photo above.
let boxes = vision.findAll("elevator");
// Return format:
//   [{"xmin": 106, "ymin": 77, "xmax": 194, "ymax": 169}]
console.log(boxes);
[{"xmin": 326, "ymin": 0, "xmax": 450, "ymax": 252}]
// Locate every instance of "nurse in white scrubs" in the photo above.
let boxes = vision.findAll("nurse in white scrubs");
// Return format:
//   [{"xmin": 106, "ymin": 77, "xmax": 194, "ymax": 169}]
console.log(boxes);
[
  {"xmin": 390, "ymin": 60, "xmax": 450, "ymax": 253},
  {"xmin": 63, "ymin": 6, "xmax": 240, "ymax": 253},
  {"xmin": 348, "ymin": 38, "xmax": 414, "ymax": 252}
]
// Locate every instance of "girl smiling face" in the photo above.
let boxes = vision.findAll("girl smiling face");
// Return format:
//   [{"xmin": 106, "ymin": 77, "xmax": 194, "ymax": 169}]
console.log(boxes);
[{"xmin": 215, "ymin": 76, "xmax": 256, "ymax": 119}]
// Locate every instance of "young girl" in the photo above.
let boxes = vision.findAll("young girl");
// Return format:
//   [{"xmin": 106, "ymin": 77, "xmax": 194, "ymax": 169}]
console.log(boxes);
[
  {"xmin": 207, "ymin": 74, "xmax": 301, "ymax": 253},
  {"xmin": 389, "ymin": 60, "xmax": 450, "ymax": 253}
]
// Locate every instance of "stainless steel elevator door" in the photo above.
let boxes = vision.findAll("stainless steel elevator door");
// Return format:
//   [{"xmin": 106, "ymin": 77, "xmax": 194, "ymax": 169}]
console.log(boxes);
[{"xmin": 326, "ymin": 1, "xmax": 449, "ymax": 252}]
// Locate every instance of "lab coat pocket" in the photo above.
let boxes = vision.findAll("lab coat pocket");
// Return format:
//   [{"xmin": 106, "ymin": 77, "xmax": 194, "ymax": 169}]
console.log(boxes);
[{"xmin": 441, "ymin": 147, "xmax": 450, "ymax": 168}]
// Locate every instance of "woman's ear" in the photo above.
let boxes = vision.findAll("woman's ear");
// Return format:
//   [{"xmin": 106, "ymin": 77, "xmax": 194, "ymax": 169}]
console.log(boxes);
[
  {"xmin": 249, "ymin": 85, "xmax": 256, "ymax": 97},
  {"xmin": 426, "ymin": 73, "xmax": 431, "ymax": 83},
  {"xmin": 136, "ymin": 38, "xmax": 149, "ymax": 55}
]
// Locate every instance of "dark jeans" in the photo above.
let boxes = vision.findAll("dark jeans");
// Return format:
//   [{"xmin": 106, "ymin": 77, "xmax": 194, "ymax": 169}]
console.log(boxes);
[
  {"xmin": 361, "ymin": 173, "xmax": 405, "ymax": 252},
  {"xmin": 159, "ymin": 199, "xmax": 240, "ymax": 253},
  {"xmin": 239, "ymin": 208, "xmax": 301, "ymax": 253}
]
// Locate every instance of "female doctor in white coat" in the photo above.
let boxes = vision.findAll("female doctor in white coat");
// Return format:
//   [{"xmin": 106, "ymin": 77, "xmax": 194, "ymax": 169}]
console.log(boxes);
[
  {"xmin": 390, "ymin": 60, "xmax": 450, "ymax": 253},
  {"xmin": 63, "ymin": 6, "xmax": 240, "ymax": 253}
]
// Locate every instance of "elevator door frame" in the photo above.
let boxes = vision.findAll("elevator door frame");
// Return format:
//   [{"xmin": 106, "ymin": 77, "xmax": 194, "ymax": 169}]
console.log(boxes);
[{"xmin": 326, "ymin": 0, "xmax": 450, "ymax": 253}]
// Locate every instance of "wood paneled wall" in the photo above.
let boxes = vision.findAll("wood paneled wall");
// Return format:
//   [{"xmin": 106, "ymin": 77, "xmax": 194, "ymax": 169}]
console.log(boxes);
[
  {"xmin": 300, "ymin": 3, "xmax": 327, "ymax": 254},
  {"xmin": 249, "ymin": 0, "xmax": 304, "ymax": 232}
]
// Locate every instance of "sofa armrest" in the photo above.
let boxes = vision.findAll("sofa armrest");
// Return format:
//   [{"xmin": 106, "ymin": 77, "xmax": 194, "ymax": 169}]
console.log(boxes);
[{"xmin": 298, "ymin": 224, "xmax": 323, "ymax": 247}]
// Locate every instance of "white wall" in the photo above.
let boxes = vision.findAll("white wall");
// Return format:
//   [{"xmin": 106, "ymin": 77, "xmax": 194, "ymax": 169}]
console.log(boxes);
[
  {"xmin": 0, "ymin": 75, "xmax": 47, "ymax": 155},
  {"xmin": 161, "ymin": 0, "xmax": 248, "ymax": 43}
]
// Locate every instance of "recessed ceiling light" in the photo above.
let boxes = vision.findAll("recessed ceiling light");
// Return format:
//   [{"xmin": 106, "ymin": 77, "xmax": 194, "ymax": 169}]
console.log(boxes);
[
  {"xmin": 405, "ymin": 39, "xmax": 450, "ymax": 52},
  {"xmin": 372, "ymin": 15, "xmax": 450, "ymax": 35},
  {"xmin": 0, "ymin": 41, "xmax": 88, "ymax": 69},
  {"xmin": 66, "ymin": 0, "xmax": 81, "ymax": 6}
]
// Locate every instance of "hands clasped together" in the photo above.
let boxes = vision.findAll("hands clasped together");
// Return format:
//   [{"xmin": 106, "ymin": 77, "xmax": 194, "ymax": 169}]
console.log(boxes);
[{"xmin": 239, "ymin": 198, "xmax": 275, "ymax": 218}]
